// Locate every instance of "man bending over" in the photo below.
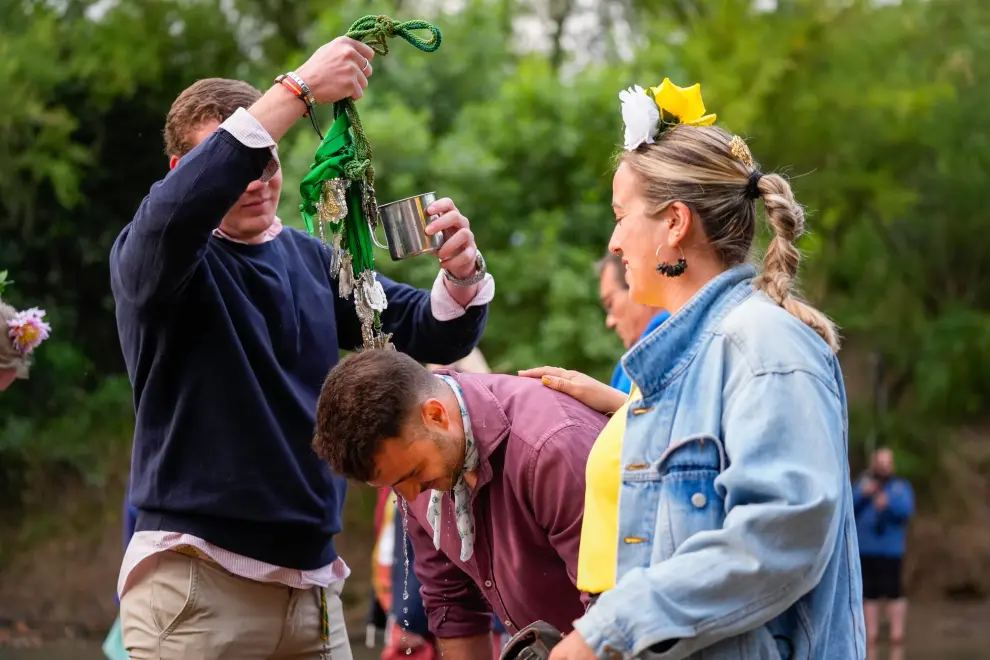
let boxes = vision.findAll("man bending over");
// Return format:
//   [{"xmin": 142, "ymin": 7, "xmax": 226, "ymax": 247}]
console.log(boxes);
[{"xmin": 313, "ymin": 350, "xmax": 606, "ymax": 660}]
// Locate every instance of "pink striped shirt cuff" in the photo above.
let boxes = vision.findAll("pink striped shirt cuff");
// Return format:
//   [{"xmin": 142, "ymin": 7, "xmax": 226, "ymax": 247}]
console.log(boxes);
[
  {"xmin": 220, "ymin": 107, "xmax": 280, "ymax": 182},
  {"xmin": 430, "ymin": 272, "xmax": 495, "ymax": 321}
]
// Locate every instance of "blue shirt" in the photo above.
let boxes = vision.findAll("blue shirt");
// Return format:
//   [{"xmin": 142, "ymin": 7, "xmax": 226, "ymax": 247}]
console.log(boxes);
[
  {"xmin": 110, "ymin": 128, "xmax": 486, "ymax": 570},
  {"xmin": 608, "ymin": 311, "xmax": 670, "ymax": 394},
  {"xmin": 853, "ymin": 474, "xmax": 914, "ymax": 557},
  {"xmin": 575, "ymin": 265, "xmax": 865, "ymax": 659}
]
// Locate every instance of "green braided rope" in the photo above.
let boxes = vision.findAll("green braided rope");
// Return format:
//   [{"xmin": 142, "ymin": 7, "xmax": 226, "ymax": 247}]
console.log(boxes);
[
  {"xmin": 297, "ymin": 15, "xmax": 442, "ymax": 346},
  {"xmin": 345, "ymin": 15, "xmax": 442, "ymax": 56},
  {"xmin": 334, "ymin": 15, "xmax": 440, "ymax": 184},
  {"xmin": 299, "ymin": 14, "xmax": 443, "ymax": 244}
]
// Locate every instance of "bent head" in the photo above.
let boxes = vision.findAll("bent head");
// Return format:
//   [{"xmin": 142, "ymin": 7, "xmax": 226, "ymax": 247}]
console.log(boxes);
[
  {"xmin": 313, "ymin": 350, "xmax": 467, "ymax": 502},
  {"xmin": 611, "ymin": 88, "xmax": 838, "ymax": 351},
  {"xmin": 165, "ymin": 78, "xmax": 282, "ymax": 241},
  {"xmin": 598, "ymin": 251, "xmax": 660, "ymax": 349}
]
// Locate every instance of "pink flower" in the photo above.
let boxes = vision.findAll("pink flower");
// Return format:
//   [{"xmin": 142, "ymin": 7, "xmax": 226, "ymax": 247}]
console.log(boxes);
[{"xmin": 8, "ymin": 307, "xmax": 51, "ymax": 355}]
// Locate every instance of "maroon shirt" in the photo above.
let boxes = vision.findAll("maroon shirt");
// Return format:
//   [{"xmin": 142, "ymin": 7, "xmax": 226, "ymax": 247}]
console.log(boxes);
[{"xmin": 404, "ymin": 371, "xmax": 607, "ymax": 639}]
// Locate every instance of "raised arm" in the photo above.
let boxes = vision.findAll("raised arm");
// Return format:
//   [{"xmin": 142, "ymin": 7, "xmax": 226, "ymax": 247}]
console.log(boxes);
[
  {"xmin": 109, "ymin": 127, "xmax": 274, "ymax": 308},
  {"xmin": 110, "ymin": 36, "xmax": 376, "ymax": 309}
]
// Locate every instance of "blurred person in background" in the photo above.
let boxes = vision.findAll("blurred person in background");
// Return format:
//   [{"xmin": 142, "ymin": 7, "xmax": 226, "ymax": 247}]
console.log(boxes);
[
  {"xmin": 522, "ymin": 79, "xmax": 864, "ymax": 659},
  {"xmin": 854, "ymin": 447, "xmax": 914, "ymax": 655},
  {"xmin": 597, "ymin": 251, "xmax": 669, "ymax": 394}
]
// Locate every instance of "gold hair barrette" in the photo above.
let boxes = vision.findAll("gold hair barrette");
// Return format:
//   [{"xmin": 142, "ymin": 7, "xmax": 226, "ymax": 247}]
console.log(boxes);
[{"xmin": 729, "ymin": 135, "xmax": 754, "ymax": 168}]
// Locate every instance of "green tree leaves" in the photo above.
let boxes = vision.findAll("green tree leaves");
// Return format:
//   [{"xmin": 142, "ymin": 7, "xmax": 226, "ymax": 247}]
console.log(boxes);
[{"xmin": 2, "ymin": 0, "xmax": 988, "ymax": 490}]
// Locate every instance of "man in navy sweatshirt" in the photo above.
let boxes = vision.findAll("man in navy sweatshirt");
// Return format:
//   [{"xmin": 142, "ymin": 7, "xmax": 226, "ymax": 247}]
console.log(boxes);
[{"xmin": 110, "ymin": 36, "xmax": 492, "ymax": 660}]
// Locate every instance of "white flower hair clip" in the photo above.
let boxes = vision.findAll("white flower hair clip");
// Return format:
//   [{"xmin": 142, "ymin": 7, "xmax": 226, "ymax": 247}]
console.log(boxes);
[{"xmin": 620, "ymin": 85, "xmax": 661, "ymax": 151}]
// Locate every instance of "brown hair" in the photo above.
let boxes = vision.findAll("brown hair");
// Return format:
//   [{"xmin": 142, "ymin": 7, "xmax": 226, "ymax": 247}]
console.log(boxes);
[
  {"xmin": 164, "ymin": 78, "xmax": 262, "ymax": 157},
  {"xmin": 0, "ymin": 300, "xmax": 30, "ymax": 377},
  {"xmin": 621, "ymin": 126, "xmax": 839, "ymax": 351},
  {"xmin": 313, "ymin": 350, "xmax": 442, "ymax": 482}
]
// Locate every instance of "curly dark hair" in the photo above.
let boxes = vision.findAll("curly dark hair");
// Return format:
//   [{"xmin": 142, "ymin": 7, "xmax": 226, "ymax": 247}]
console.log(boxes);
[{"xmin": 313, "ymin": 350, "xmax": 442, "ymax": 482}]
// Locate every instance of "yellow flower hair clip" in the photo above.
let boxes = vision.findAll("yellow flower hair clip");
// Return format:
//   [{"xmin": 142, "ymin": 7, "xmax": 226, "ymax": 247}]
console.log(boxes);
[
  {"xmin": 650, "ymin": 79, "xmax": 717, "ymax": 127},
  {"xmin": 620, "ymin": 78, "xmax": 717, "ymax": 151}
]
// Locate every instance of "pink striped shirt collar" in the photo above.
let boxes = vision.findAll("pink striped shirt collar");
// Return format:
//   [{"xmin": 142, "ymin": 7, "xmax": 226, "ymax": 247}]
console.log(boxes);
[{"xmin": 213, "ymin": 216, "xmax": 284, "ymax": 244}]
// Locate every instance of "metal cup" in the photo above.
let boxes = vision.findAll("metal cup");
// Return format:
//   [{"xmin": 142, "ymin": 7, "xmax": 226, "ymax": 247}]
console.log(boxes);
[{"xmin": 372, "ymin": 192, "xmax": 445, "ymax": 261}]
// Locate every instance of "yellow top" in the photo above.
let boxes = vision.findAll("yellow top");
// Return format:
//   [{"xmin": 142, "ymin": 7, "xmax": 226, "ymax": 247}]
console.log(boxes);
[{"xmin": 577, "ymin": 386, "xmax": 638, "ymax": 593}]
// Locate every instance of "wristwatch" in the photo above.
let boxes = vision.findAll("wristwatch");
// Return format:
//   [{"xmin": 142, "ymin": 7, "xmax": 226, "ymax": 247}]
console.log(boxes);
[{"xmin": 442, "ymin": 251, "xmax": 487, "ymax": 287}]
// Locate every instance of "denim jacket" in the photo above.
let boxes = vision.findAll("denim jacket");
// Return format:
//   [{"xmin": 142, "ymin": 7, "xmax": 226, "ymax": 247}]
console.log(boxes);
[{"xmin": 573, "ymin": 265, "xmax": 865, "ymax": 660}]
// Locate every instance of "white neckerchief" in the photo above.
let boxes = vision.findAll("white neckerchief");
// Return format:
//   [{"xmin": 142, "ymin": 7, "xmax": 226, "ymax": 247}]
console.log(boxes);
[{"xmin": 426, "ymin": 375, "xmax": 480, "ymax": 562}]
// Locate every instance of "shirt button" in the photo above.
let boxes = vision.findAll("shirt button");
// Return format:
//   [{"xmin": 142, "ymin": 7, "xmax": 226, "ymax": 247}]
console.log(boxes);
[
  {"xmin": 504, "ymin": 620, "xmax": 512, "ymax": 629},
  {"xmin": 691, "ymin": 492, "xmax": 707, "ymax": 508},
  {"xmin": 484, "ymin": 580, "xmax": 492, "ymax": 588}
]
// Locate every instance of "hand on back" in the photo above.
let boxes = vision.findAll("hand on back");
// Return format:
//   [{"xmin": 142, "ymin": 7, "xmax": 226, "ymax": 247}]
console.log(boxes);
[{"xmin": 518, "ymin": 366, "xmax": 627, "ymax": 416}]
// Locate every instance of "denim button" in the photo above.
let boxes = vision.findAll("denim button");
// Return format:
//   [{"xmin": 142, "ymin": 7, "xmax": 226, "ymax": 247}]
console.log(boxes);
[{"xmin": 691, "ymin": 492, "xmax": 707, "ymax": 508}]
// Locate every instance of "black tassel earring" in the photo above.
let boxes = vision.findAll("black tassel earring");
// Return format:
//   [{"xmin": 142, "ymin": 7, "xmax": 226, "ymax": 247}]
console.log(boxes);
[
  {"xmin": 656, "ymin": 257, "xmax": 687, "ymax": 277},
  {"xmin": 655, "ymin": 245, "xmax": 688, "ymax": 278}
]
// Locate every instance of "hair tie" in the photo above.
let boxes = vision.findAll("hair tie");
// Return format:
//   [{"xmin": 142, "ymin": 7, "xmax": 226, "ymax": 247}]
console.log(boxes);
[{"xmin": 745, "ymin": 171, "xmax": 763, "ymax": 200}]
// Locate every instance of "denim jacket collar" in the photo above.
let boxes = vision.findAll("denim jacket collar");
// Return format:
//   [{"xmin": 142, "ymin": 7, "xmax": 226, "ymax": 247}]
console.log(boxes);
[{"xmin": 622, "ymin": 264, "xmax": 756, "ymax": 397}]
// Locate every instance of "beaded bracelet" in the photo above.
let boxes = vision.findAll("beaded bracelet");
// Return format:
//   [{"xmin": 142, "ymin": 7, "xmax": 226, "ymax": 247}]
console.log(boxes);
[{"xmin": 275, "ymin": 71, "xmax": 323, "ymax": 139}]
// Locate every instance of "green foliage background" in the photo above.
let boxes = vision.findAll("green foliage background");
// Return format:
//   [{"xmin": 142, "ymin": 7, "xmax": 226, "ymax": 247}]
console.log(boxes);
[{"xmin": 1, "ymin": 0, "xmax": 988, "ymax": 532}]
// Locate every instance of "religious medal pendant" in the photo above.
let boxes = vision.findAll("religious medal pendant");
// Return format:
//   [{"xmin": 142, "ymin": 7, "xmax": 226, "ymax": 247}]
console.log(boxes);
[
  {"xmin": 328, "ymin": 231, "xmax": 343, "ymax": 275},
  {"xmin": 338, "ymin": 253, "xmax": 355, "ymax": 298},
  {"xmin": 360, "ymin": 179, "xmax": 379, "ymax": 229},
  {"xmin": 316, "ymin": 214, "xmax": 326, "ymax": 246},
  {"xmin": 316, "ymin": 178, "xmax": 351, "ymax": 247}
]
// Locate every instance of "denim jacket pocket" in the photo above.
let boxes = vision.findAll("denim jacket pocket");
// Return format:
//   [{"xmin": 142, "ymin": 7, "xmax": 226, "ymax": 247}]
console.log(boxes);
[{"xmin": 653, "ymin": 434, "xmax": 727, "ymax": 563}]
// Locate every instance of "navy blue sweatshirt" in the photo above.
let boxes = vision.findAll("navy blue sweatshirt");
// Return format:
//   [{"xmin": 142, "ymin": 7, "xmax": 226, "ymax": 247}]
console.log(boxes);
[{"xmin": 110, "ymin": 128, "xmax": 487, "ymax": 570}]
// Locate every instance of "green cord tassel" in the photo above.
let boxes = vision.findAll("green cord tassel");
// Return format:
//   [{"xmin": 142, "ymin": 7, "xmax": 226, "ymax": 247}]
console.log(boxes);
[{"xmin": 297, "ymin": 15, "xmax": 442, "ymax": 348}]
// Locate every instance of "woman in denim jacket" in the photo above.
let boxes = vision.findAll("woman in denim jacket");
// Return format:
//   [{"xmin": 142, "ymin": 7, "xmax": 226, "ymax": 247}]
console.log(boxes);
[{"xmin": 523, "ymin": 80, "xmax": 865, "ymax": 659}]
